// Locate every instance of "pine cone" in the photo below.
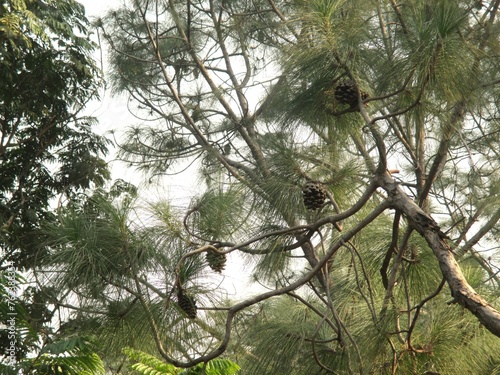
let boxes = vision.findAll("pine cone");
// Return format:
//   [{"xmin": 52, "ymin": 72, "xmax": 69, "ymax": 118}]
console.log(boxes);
[
  {"xmin": 334, "ymin": 80, "xmax": 369, "ymax": 108},
  {"xmin": 177, "ymin": 290, "xmax": 197, "ymax": 319},
  {"xmin": 302, "ymin": 182, "xmax": 327, "ymax": 210},
  {"xmin": 206, "ymin": 249, "xmax": 227, "ymax": 273}
]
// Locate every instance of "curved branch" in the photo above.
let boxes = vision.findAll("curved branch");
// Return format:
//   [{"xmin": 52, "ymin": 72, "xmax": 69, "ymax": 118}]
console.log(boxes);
[{"xmin": 154, "ymin": 201, "xmax": 391, "ymax": 368}]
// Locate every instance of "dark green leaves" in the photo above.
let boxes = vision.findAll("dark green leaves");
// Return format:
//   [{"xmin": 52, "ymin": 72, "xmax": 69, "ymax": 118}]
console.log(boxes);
[{"xmin": 0, "ymin": 0, "xmax": 109, "ymax": 266}]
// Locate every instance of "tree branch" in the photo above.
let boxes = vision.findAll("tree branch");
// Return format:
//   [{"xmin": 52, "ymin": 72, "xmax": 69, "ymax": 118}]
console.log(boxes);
[{"xmin": 377, "ymin": 172, "xmax": 500, "ymax": 337}]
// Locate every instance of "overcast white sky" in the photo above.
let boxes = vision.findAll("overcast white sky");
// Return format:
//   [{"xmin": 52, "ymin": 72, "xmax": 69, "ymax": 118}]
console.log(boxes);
[
  {"xmin": 79, "ymin": 0, "xmax": 132, "ymax": 166},
  {"xmin": 81, "ymin": 0, "xmax": 117, "ymax": 16}
]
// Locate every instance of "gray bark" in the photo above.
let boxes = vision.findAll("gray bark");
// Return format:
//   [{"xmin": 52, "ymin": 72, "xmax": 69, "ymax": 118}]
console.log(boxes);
[{"xmin": 376, "ymin": 172, "xmax": 500, "ymax": 337}]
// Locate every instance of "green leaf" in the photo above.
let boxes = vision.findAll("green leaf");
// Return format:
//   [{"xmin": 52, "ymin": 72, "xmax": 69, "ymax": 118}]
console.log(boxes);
[
  {"xmin": 28, "ymin": 351, "xmax": 105, "ymax": 375},
  {"xmin": 179, "ymin": 359, "xmax": 240, "ymax": 375},
  {"xmin": 123, "ymin": 347, "xmax": 178, "ymax": 375}
]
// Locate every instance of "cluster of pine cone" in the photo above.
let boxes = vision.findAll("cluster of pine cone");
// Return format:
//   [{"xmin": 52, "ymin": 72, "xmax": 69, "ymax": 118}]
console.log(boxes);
[{"xmin": 176, "ymin": 249, "xmax": 228, "ymax": 319}]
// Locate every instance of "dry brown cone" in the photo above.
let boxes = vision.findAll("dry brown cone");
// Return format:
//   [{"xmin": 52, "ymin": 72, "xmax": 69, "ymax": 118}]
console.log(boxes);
[
  {"xmin": 206, "ymin": 249, "xmax": 227, "ymax": 273},
  {"xmin": 302, "ymin": 182, "xmax": 327, "ymax": 210},
  {"xmin": 334, "ymin": 79, "xmax": 369, "ymax": 108},
  {"xmin": 177, "ymin": 289, "xmax": 197, "ymax": 319}
]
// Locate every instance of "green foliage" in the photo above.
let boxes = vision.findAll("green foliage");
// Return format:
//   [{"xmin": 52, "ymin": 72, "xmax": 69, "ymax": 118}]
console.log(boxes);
[
  {"xmin": 0, "ymin": 335, "xmax": 105, "ymax": 375},
  {"xmin": 28, "ymin": 352, "xmax": 104, "ymax": 375},
  {"xmin": 40, "ymin": 185, "xmax": 156, "ymax": 298},
  {"xmin": 192, "ymin": 187, "xmax": 247, "ymax": 240},
  {"xmin": 0, "ymin": 0, "xmax": 110, "ymax": 368},
  {"xmin": 0, "ymin": 270, "xmax": 34, "ymax": 363},
  {"xmin": 123, "ymin": 347, "xmax": 240, "ymax": 375},
  {"xmin": 26, "ymin": 338, "xmax": 105, "ymax": 375},
  {"xmin": 179, "ymin": 359, "xmax": 240, "ymax": 375},
  {"xmin": 0, "ymin": 0, "xmax": 110, "ymax": 267},
  {"xmin": 30, "ymin": 0, "xmax": 500, "ymax": 374},
  {"xmin": 123, "ymin": 347, "xmax": 179, "ymax": 375}
]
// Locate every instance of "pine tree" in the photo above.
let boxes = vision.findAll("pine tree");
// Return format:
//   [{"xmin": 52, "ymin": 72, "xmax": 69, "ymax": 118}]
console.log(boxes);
[{"xmin": 40, "ymin": 0, "xmax": 500, "ymax": 374}]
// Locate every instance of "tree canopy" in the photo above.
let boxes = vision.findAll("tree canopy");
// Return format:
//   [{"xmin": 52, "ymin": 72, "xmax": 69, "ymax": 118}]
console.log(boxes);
[
  {"xmin": 0, "ymin": 0, "xmax": 110, "ymax": 372},
  {"xmin": 22, "ymin": 0, "xmax": 500, "ymax": 374},
  {"xmin": 0, "ymin": 0, "xmax": 110, "ymax": 266}
]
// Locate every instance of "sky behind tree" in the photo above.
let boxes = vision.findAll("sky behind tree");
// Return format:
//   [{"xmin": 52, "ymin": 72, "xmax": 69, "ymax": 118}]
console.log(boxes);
[{"xmin": 79, "ymin": 0, "xmax": 201, "ymax": 204}]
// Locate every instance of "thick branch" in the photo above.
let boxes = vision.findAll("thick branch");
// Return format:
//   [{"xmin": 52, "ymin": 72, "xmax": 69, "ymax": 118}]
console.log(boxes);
[{"xmin": 377, "ymin": 172, "xmax": 500, "ymax": 337}]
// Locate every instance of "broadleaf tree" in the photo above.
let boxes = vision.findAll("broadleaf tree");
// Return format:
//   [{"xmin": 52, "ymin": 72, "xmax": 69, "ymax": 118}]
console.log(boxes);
[
  {"xmin": 0, "ymin": 0, "xmax": 110, "ymax": 372},
  {"xmin": 0, "ymin": 0, "xmax": 110, "ymax": 266},
  {"xmin": 41, "ymin": 0, "xmax": 500, "ymax": 374}
]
